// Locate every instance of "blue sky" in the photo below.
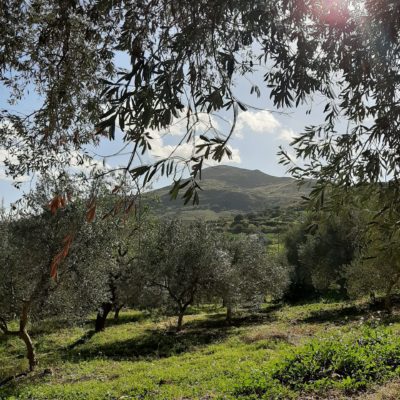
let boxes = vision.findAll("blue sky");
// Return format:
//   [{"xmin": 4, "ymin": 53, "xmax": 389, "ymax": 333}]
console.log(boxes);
[{"xmin": 0, "ymin": 54, "xmax": 334, "ymax": 206}]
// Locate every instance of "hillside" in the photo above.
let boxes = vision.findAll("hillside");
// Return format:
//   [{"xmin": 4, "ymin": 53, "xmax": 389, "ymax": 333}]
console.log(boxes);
[
  {"xmin": 146, "ymin": 165, "xmax": 310, "ymax": 219},
  {"xmin": 3, "ymin": 300, "xmax": 400, "ymax": 399}
]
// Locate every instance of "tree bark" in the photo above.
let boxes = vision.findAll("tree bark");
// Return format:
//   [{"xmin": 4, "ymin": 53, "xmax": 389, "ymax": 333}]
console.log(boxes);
[
  {"xmin": 19, "ymin": 301, "xmax": 37, "ymax": 371},
  {"xmin": 226, "ymin": 304, "xmax": 233, "ymax": 325},
  {"xmin": 0, "ymin": 303, "xmax": 38, "ymax": 372},
  {"xmin": 95, "ymin": 303, "xmax": 112, "ymax": 332},
  {"xmin": 114, "ymin": 304, "xmax": 123, "ymax": 320},
  {"xmin": 385, "ymin": 292, "xmax": 392, "ymax": 313},
  {"xmin": 384, "ymin": 275, "xmax": 400, "ymax": 314},
  {"xmin": 369, "ymin": 292, "xmax": 376, "ymax": 304},
  {"xmin": 19, "ymin": 328, "xmax": 37, "ymax": 371},
  {"xmin": 175, "ymin": 295, "xmax": 195, "ymax": 331},
  {"xmin": 177, "ymin": 311, "xmax": 184, "ymax": 331}
]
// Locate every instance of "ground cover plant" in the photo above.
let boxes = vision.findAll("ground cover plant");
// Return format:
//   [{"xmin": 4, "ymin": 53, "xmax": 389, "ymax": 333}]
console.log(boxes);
[{"xmin": 3, "ymin": 299, "xmax": 400, "ymax": 399}]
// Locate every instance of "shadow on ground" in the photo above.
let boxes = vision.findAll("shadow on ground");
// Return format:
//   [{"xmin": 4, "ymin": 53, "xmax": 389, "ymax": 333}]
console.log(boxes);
[
  {"xmin": 101, "ymin": 311, "xmax": 147, "ymax": 328},
  {"xmin": 299, "ymin": 295, "xmax": 400, "ymax": 325},
  {"xmin": 66, "ymin": 325, "xmax": 231, "ymax": 362},
  {"xmin": 300, "ymin": 304, "xmax": 366, "ymax": 324},
  {"xmin": 64, "ymin": 306, "xmax": 280, "ymax": 362}
]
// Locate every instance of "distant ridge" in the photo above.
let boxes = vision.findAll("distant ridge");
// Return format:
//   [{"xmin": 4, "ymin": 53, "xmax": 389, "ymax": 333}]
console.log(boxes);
[
  {"xmin": 147, "ymin": 165, "xmax": 310, "ymax": 219},
  {"xmin": 200, "ymin": 165, "xmax": 293, "ymax": 188}
]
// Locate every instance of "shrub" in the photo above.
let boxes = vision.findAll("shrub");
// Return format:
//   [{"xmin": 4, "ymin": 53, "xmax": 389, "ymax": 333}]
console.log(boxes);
[{"xmin": 234, "ymin": 328, "xmax": 400, "ymax": 397}]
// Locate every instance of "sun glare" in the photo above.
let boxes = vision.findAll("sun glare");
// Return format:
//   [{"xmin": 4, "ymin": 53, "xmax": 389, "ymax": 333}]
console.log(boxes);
[{"xmin": 312, "ymin": 0, "xmax": 352, "ymax": 26}]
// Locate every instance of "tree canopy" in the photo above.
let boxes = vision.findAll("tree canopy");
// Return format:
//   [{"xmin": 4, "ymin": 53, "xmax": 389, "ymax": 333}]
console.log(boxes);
[{"xmin": 2, "ymin": 0, "xmax": 399, "ymax": 205}]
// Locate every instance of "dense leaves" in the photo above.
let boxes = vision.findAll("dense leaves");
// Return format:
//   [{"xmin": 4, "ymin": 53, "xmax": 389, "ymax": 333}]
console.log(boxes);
[
  {"xmin": 3, "ymin": 1, "xmax": 400, "ymax": 205},
  {"xmin": 212, "ymin": 236, "xmax": 290, "ymax": 321},
  {"xmin": 283, "ymin": 207, "xmax": 362, "ymax": 300}
]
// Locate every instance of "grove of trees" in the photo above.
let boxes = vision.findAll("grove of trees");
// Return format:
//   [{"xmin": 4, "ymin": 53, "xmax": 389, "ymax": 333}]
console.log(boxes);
[
  {"xmin": 3, "ymin": 0, "xmax": 400, "ymax": 385},
  {"xmin": 2, "ymin": 181, "xmax": 400, "ymax": 373},
  {"xmin": 0, "ymin": 185, "xmax": 291, "ymax": 369}
]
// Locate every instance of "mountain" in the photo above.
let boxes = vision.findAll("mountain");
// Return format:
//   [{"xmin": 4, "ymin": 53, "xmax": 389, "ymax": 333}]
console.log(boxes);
[{"xmin": 146, "ymin": 165, "xmax": 311, "ymax": 219}]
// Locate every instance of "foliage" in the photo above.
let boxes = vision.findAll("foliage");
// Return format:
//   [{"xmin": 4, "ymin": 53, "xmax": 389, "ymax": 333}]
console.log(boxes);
[
  {"xmin": 279, "ymin": 0, "xmax": 400, "ymax": 209},
  {"xmin": 137, "ymin": 219, "xmax": 218, "ymax": 329},
  {"xmin": 0, "ymin": 0, "xmax": 117, "ymax": 178},
  {"xmin": 211, "ymin": 236, "xmax": 290, "ymax": 320},
  {"xmin": 298, "ymin": 212, "xmax": 358, "ymax": 293},
  {"xmin": 283, "ymin": 208, "xmax": 361, "ymax": 300},
  {"xmin": 283, "ymin": 219, "xmax": 317, "ymax": 301},
  {"xmin": 234, "ymin": 327, "xmax": 400, "ymax": 398},
  {"xmin": 3, "ymin": 1, "xmax": 397, "ymax": 204},
  {"xmin": 345, "ymin": 199, "xmax": 400, "ymax": 310},
  {"xmin": 0, "ymin": 180, "xmax": 122, "ymax": 369},
  {"xmin": 271, "ymin": 327, "xmax": 400, "ymax": 393},
  {"xmin": 0, "ymin": 207, "xmax": 112, "ymax": 323}
]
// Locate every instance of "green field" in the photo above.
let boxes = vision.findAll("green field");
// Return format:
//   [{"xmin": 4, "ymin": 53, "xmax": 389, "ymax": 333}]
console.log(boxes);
[{"xmin": 2, "ymin": 300, "xmax": 400, "ymax": 399}]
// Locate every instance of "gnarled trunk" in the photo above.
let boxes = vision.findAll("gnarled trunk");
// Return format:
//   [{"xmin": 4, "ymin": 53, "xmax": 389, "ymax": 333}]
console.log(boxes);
[
  {"xmin": 0, "ymin": 302, "xmax": 37, "ymax": 372},
  {"xmin": 226, "ymin": 304, "xmax": 233, "ymax": 325},
  {"xmin": 176, "ymin": 301, "xmax": 191, "ymax": 331},
  {"xmin": 177, "ymin": 310, "xmax": 185, "ymax": 331},
  {"xmin": 19, "ymin": 328, "xmax": 37, "ymax": 371},
  {"xmin": 19, "ymin": 301, "xmax": 37, "ymax": 371},
  {"xmin": 384, "ymin": 274, "xmax": 400, "ymax": 314},
  {"xmin": 114, "ymin": 304, "xmax": 123, "ymax": 320},
  {"xmin": 95, "ymin": 303, "xmax": 112, "ymax": 332}
]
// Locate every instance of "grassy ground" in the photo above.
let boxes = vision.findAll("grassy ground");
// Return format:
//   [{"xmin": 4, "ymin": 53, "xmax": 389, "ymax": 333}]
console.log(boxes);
[{"xmin": 2, "ymin": 300, "xmax": 400, "ymax": 399}]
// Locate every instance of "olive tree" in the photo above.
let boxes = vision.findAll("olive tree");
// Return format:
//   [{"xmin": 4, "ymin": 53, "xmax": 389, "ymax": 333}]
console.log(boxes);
[
  {"xmin": 345, "ymin": 204, "xmax": 400, "ymax": 313},
  {"xmin": 91, "ymin": 191, "xmax": 155, "ymax": 331},
  {"xmin": 138, "ymin": 220, "xmax": 217, "ymax": 331},
  {"xmin": 283, "ymin": 220, "xmax": 317, "ymax": 302},
  {"xmin": 0, "ymin": 200, "xmax": 116, "ymax": 371},
  {"xmin": 284, "ymin": 209, "xmax": 362, "ymax": 300},
  {"xmin": 212, "ymin": 236, "xmax": 290, "ymax": 323}
]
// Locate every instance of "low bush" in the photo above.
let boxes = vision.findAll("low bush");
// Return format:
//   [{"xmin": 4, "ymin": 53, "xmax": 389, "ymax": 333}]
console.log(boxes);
[{"xmin": 234, "ymin": 327, "xmax": 400, "ymax": 397}]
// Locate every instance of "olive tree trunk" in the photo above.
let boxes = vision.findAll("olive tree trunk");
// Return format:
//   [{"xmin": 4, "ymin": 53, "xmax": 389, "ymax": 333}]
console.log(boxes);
[
  {"xmin": 384, "ymin": 274, "xmax": 400, "ymax": 314},
  {"xmin": 226, "ymin": 304, "xmax": 233, "ymax": 325},
  {"xmin": 176, "ymin": 300, "xmax": 192, "ymax": 331},
  {"xmin": 95, "ymin": 303, "xmax": 113, "ymax": 332},
  {"xmin": 0, "ymin": 301, "xmax": 37, "ymax": 372},
  {"xmin": 19, "ymin": 302, "xmax": 37, "ymax": 371},
  {"xmin": 114, "ymin": 304, "xmax": 123, "ymax": 320},
  {"xmin": 177, "ymin": 312, "xmax": 184, "ymax": 331}
]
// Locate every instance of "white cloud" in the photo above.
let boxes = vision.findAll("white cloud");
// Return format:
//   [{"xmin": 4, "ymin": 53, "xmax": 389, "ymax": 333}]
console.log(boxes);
[
  {"xmin": 148, "ymin": 131, "xmax": 241, "ymax": 165},
  {"xmin": 0, "ymin": 148, "xmax": 30, "ymax": 182},
  {"xmin": 279, "ymin": 128, "xmax": 298, "ymax": 143},
  {"xmin": 145, "ymin": 111, "xmax": 238, "ymax": 165},
  {"xmin": 149, "ymin": 111, "xmax": 221, "ymax": 139},
  {"xmin": 234, "ymin": 110, "xmax": 300, "ymax": 144},
  {"xmin": 236, "ymin": 110, "xmax": 281, "ymax": 136}
]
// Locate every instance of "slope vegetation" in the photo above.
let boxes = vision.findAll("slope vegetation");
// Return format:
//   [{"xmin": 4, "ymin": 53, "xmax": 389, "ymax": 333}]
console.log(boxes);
[{"xmin": 147, "ymin": 165, "xmax": 310, "ymax": 219}]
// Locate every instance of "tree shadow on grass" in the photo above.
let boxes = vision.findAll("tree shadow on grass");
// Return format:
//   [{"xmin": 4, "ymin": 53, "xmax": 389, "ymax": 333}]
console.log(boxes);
[
  {"xmin": 102, "ymin": 311, "xmax": 147, "ymax": 328},
  {"xmin": 298, "ymin": 293, "xmax": 400, "ymax": 325},
  {"xmin": 302, "ymin": 305, "xmax": 400, "ymax": 329},
  {"xmin": 65, "ymin": 325, "xmax": 232, "ymax": 362},
  {"xmin": 185, "ymin": 309, "xmax": 279, "ymax": 330},
  {"xmin": 67, "ymin": 330, "xmax": 97, "ymax": 350},
  {"xmin": 257, "ymin": 302, "xmax": 285, "ymax": 315},
  {"xmin": 30, "ymin": 318, "xmax": 82, "ymax": 336},
  {"xmin": 63, "ymin": 307, "xmax": 280, "ymax": 363},
  {"xmin": 300, "ymin": 304, "xmax": 367, "ymax": 324}
]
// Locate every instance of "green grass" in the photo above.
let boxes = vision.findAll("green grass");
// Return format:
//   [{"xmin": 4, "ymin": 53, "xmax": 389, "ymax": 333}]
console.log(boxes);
[{"xmin": 2, "ymin": 301, "xmax": 400, "ymax": 399}]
